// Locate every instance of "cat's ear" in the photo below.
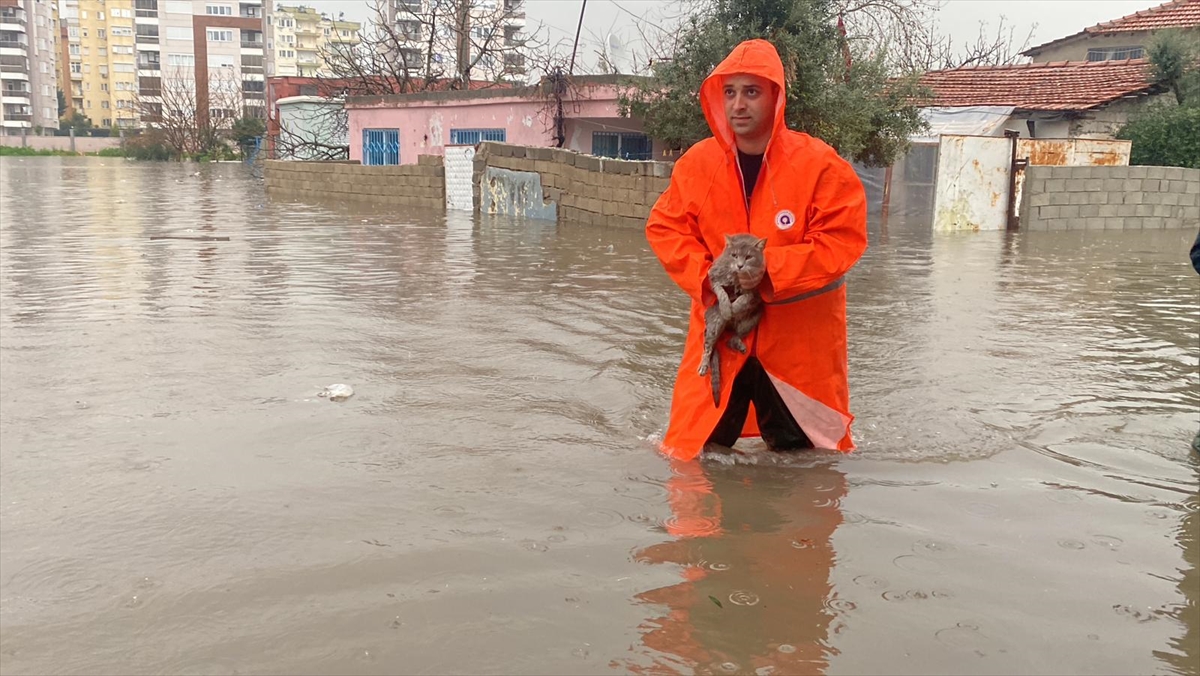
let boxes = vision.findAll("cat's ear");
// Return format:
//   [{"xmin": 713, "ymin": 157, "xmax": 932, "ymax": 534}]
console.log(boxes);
[
  {"xmin": 724, "ymin": 234, "xmax": 734, "ymax": 244},
  {"xmin": 755, "ymin": 237, "xmax": 767, "ymax": 250}
]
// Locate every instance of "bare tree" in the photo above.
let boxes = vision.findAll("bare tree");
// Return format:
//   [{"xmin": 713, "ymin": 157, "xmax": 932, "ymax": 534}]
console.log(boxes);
[
  {"xmin": 834, "ymin": 0, "xmax": 1033, "ymax": 72},
  {"xmin": 316, "ymin": 0, "xmax": 543, "ymax": 94},
  {"xmin": 135, "ymin": 66, "xmax": 252, "ymax": 157}
]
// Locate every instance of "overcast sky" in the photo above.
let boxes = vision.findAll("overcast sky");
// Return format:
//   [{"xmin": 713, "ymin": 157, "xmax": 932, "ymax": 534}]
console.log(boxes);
[{"xmin": 300, "ymin": 0, "xmax": 1164, "ymax": 72}]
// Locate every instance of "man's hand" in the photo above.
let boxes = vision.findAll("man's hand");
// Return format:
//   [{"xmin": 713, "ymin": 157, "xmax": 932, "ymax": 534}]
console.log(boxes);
[{"xmin": 737, "ymin": 267, "xmax": 764, "ymax": 290}]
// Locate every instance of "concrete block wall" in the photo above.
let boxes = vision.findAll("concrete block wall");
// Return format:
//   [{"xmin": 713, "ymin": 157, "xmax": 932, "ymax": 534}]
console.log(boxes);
[
  {"xmin": 473, "ymin": 142, "xmax": 672, "ymax": 229},
  {"xmin": 1021, "ymin": 165, "xmax": 1200, "ymax": 231},
  {"xmin": 263, "ymin": 157, "xmax": 446, "ymax": 209}
]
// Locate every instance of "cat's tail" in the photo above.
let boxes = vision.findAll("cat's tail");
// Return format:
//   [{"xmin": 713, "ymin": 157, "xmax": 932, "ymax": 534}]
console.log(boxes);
[{"xmin": 709, "ymin": 350, "xmax": 721, "ymax": 408}]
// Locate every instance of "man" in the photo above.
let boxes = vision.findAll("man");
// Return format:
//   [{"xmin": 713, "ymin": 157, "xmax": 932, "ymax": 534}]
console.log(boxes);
[{"xmin": 646, "ymin": 39, "xmax": 868, "ymax": 461}]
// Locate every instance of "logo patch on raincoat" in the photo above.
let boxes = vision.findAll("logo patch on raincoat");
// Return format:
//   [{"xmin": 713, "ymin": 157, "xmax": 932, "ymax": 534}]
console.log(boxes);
[{"xmin": 774, "ymin": 209, "xmax": 796, "ymax": 230}]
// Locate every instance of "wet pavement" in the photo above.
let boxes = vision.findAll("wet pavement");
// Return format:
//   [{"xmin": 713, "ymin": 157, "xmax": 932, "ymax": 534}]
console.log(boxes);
[{"xmin": 1, "ymin": 157, "xmax": 1197, "ymax": 675}]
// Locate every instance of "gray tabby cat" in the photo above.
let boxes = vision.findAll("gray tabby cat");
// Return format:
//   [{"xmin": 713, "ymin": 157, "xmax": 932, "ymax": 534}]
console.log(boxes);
[{"xmin": 698, "ymin": 233, "xmax": 767, "ymax": 407}]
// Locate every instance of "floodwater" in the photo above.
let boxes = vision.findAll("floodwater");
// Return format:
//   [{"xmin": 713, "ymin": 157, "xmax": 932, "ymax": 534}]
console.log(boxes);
[{"xmin": 0, "ymin": 157, "xmax": 1196, "ymax": 676}]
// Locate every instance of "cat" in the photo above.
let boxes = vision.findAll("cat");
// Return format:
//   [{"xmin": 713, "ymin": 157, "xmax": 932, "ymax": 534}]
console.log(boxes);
[{"xmin": 698, "ymin": 233, "xmax": 766, "ymax": 407}]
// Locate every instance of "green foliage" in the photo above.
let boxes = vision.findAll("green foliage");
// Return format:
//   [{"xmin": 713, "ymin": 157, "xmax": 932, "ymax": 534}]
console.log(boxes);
[
  {"xmin": 1116, "ymin": 105, "xmax": 1200, "ymax": 168},
  {"xmin": 59, "ymin": 111, "xmax": 93, "ymax": 133},
  {"xmin": 231, "ymin": 116, "xmax": 266, "ymax": 150},
  {"xmin": 1146, "ymin": 29, "xmax": 1200, "ymax": 106},
  {"xmin": 0, "ymin": 146, "xmax": 77, "ymax": 157},
  {"xmin": 618, "ymin": 0, "xmax": 927, "ymax": 167},
  {"xmin": 94, "ymin": 147, "xmax": 127, "ymax": 157},
  {"xmin": 122, "ymin": 131, "xmax": 175, "ymax": 161},
  {"xmin": 56, "ymin": 88, "xmax": 67, "ymax": 117}
]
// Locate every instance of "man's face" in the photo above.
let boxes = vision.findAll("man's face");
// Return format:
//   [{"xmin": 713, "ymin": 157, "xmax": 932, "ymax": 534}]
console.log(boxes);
[{"xmin": 723, "ymin": 74, "xmax": 775, "ymax": 142}]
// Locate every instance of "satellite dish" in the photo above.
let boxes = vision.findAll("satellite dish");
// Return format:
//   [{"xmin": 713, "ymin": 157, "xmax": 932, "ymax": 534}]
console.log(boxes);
[{"xmin": 603, "ymin": 32, "xmax": 630, "ymax": 74}]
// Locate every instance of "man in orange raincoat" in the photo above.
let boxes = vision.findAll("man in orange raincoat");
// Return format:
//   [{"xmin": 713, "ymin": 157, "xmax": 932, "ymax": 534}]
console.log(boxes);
[{"xmin": 646, "ymin": 39, "xmax": 868, "ymax": 461}]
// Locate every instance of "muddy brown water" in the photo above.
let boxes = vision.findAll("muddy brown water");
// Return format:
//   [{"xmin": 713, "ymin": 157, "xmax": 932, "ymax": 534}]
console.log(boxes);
[{"xmin": 1, "ymin": 157, "xmax": 1197, "ymax": 676}]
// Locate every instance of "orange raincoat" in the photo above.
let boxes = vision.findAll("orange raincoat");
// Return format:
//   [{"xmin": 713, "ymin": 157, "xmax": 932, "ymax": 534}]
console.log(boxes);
[{"xmin": 646, "ymin": 39, "xmax": 868, "ymax": 460}]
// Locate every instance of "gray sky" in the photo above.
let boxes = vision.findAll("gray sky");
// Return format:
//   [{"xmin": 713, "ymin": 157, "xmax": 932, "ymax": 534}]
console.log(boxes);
[{"xmin": 301, "ymin": 0, "xmax": 1164, "ymax": 72}]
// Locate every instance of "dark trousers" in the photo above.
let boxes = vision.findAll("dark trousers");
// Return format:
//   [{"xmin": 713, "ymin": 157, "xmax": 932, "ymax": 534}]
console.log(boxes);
[{"xmin": 706, "ymin": 357, "xmax": 814, "ymax": 450}]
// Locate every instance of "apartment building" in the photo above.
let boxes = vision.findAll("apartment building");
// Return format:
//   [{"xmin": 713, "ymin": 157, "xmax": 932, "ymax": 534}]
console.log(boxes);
[
  {"xmin": 131, "ymin": 0, "xmax": 265, "ymax": 125},
  {"xmin": 265, "ymin": 4, "xmax": 359, "ymax": 78},
  {"xmin": 385, "ymin": 0, "xmax": 526, "ymax": 81},
  {"xmin": 56, "ymin": 0, "xmax": 138, "ymax": 129},
  {"xmin": 0, "ymin": 0, "xmax": 58, "ymax": 135}
]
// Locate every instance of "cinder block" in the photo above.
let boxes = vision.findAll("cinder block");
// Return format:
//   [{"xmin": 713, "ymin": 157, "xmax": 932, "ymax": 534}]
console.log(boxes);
[
  {"xmin": 652, "ymin": 162, "xmax": 673, "ymax": 178},
  {"xmin": 1145, "ymin": 166, "xmax": 1165, "ymax": 179},
  {"xmin": 1103, "ymin": 217, "xmax": 1125, "ymax": 230},
  {"xmin": 1059, "ymin": 204, "xmax": 1081, "ymax": 219},
  {"xmin": 1049, "ymin": 192, "xmax": 1071, "ymax": 205},
  {"xmin": 1098, "ymin": 204, "xmax": 1119, "ymax": 218},
  {"xmin": 1029, "ymin": 190, "xmax": 1051, "ymax": 208},
  {"xmin": 1080, "ymin": 204, "xmax": 1101, "ymax": 218},
  {"xmin": 1145, "ymin": 216, "xmax": 1165, "ymax": 229},
  {"xmin": 1066, "ymin": 178, "xmax": 1088, "ymax": 192},
  {"xmin": 1049, "ymin": 218, "xmax": 1070, "ymax": 231},
  {"xmin": 1083, "ymin": 178, "xmax": 1102, "ymax": 192},
  {"xmin": 1162, "ymin": 192, "xmax": 1181, "ymax": 206},
  {"xmin": 1102, "ymin": 178, "xmax": 1124, "ymax": 192},
  {"xmin": 1084, "ymin": 216, "xmax": 1105, "ymax": 230},
  {"xmin": 575, "ymin": 154, "xmax": 601, "ymax": 172}
]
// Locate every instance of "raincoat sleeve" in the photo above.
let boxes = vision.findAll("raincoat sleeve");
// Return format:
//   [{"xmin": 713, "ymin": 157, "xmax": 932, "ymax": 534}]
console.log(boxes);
[
  {"xmin": 762, "ymin": 157, "xmax": 867, "ymax": 300},
  {"xmin": 646, "ymin": 163, "xmax": 712, "ymax": 305}
]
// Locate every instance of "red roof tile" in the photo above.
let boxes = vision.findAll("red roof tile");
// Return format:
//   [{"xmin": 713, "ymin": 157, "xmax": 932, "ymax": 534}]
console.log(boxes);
[
  {"xmin": 1025, "ymin": 0, "xmax": 1200, "ymax": 55},
  {"xmin": 916, "ymin": 59, "xmax": 1158, "ymax": 111}
]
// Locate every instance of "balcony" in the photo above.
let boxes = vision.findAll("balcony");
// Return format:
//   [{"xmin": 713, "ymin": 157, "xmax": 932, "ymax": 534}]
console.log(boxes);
[
  {"xmin": 2, "ymin": 112, "xmax": 31, "ymax": 121},
  {"xmin": 0, "ymin": 41, "xmax": 28, "ymax": 52},
  {"xmin": 136, "ymin": 35, "xmax": 159, "ymax": 45},
  {"xmin": 241, "ymin": 41, "xmax": 263, "ymax": 49},
  {"xmin": 0, "ymin": 15, "xmax": 27, "ymax": 28}
]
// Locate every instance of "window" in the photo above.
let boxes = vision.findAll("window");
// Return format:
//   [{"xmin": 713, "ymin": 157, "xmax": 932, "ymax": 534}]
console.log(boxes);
[
  {"xmin": 98, "ymin": 11, "xmax": 105, "ymax": 20},
  {"xmin": 1087, "ymin": 46, "xmax": 1145, "ymax": 61},
  {"xmin": 101, "ymin": 82, "xmax": 109, "ymax": 92},
  {"xmin": 70, "ymin": 62, "xmax": 82, "ymax": 74},
  {"xmin": 69, "ymin": 44, "xmax": 80, "ymax": 55},
  {"xmin": 99, "ymin": 47, "xmax": 107, "ymax": 56},
  {"xmin": 206, "ymin": 4, "xmax": 232, "ymax": 15},
  {"xmin": 166, "ymin": 26, "xmax": 191, "ymax": 40},
  {"xmin": 102, "ymin": 100, "xmax": 110, "ymax": 109},
  {"xmin": 450, "ymin": 128, "xmax": 506, "ymax": 145},
  {"xmin": 362, "ymin": 128, "xmax": 399, "ymax": 166},
  {"xmin": 207, "ymin": 29, "xmax": 233, "ymax": 42},
  {"xmin": 69, "ymin": 27, "xmax": 80, "ymax": 38},
  {"xmin": 591, "ymin": 132, "xmax": 651, "ymax": 160},
  {"xmin": 208, "ymin": 54, "xmax": 235, "ymax": 68},
  {"xmin": 102, "ymin": 117, "xmax": 110, "ymax": 126},
  {"xmin": 114, "ymin": 63, "xmax": 135, "ymax": 73},
  {"xmin": 341, "ymin": 30, "xmax": 349, "ymax": 37},
  {"xmin": 164, "ymin": 1, "xmax": 190, "ymax": 14},
  {"xmin": 242, "ymin": 79, "xmax": 264, "ymax": 93},
  {"xmin": 98, "ymin": 29, "xmax": 106, "ymax": 39},
  {"xmin": 111, "ymin": 26, "xmax": 133, "ymax": 36}
]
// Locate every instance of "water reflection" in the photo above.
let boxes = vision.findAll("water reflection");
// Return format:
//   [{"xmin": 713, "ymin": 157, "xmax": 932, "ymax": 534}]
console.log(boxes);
[
  {"xmin": 1157, "ymin": 463, "xmax": 1199, "ymax": 675},
  {"xmin": 624, "ymin": 455, "xmax": 848, "ymax": 675}
]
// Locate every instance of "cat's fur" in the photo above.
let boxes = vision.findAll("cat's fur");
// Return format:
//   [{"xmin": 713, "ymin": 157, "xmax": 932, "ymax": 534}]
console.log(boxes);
[{"xmin": 698, "ymin": 234, "xmax": 766, "ymax": 407}]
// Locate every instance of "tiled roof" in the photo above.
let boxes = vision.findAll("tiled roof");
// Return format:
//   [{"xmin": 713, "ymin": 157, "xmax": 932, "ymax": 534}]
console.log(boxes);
[
  {"xmin": 1025, "ymin": 0, "xmax": 1200, "ymax": 55},
  {"xmin": 916, "ymin": 59, "xmax": 1158, "ymax": 111}
]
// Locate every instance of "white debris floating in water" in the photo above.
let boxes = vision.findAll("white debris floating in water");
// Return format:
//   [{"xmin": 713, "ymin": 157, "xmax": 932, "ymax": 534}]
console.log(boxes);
[{"xmin": 319, "ymin": 384, "xmax": 354, "ymax": 401}]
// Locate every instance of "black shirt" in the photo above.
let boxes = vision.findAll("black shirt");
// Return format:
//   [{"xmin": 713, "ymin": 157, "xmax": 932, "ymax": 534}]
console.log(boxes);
[{"xmin": 737, "ymin": 150, "xmax": 764, "ymax": 202}]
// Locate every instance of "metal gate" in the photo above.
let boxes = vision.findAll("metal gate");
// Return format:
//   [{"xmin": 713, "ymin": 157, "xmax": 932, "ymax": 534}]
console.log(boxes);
[
  {"xmin": 933, "ymin": 135, "xmax": 1013, "ymax": 231},
  {"xmin": 444, "ymin": 145, "xmax": 476, "ymax": 212}
]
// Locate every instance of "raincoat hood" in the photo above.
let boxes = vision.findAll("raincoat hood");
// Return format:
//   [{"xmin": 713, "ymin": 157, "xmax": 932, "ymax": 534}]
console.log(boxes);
[{"xmin": 700, "ymin": 39, "xmax": 789, "ymax": 153}]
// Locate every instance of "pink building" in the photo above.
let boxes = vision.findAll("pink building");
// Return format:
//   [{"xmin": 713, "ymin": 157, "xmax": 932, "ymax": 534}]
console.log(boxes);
[{"xmin": 344, "ymin": 75, "xmax": 662, "ymax": 165}]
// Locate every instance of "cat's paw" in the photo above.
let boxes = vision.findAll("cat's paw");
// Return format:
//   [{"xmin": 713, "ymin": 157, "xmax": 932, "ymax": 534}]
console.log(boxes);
[{"xmin": 728, "ymin": 338, "xmax": 747, "ymax": 353}]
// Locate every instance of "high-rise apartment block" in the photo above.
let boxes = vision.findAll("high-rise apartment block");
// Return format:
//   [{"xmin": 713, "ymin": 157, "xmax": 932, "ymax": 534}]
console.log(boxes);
[
  {"xmin": 265, "ymin": 4, "xmax": 359, "ymax": 78},
  {"xmin": 1, "ymin": 0, "xmax": 58, "ymax": 135}
]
